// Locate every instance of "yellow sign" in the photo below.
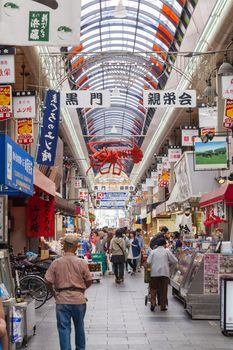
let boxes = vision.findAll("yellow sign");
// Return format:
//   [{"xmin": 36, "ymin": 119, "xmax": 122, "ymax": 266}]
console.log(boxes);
[{"xmin": 0, "ymin": 85, "xmax": 12, "ymax": 115}]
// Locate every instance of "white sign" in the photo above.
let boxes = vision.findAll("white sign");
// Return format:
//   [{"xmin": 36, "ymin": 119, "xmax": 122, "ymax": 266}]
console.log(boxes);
[
  {"xmin": 222, "ymin": 75, "xmax": 233, "ymax": 99},
  {"xmin": 181, "ymin": 128, "xmax": 199, "ymax": 146},
  {"xmin": 199, "ymin": 106, "xmax": 217, "ymax": 128},
  {"xmin": 143, "ymin": 90, "xmax": 196, "ymax": 108},
  {"xmin": 0, "ymin": 0, "xmax": 81, "ymax": 46},
  {"xmin": 13, "ymin": 91, "xmax": 36, "ymax": 119},
  {"xmin": 162, "ymin": 156, "xmax": 170, "ymax": 170},
  {"xmin": 0, "ymin": 197, "xmax": 4, "ymax": 241},
  {"xmin": 75, "ymin": 178, "xmax": 82, "ymax": 189},
  {"xmin": 146, "ymin": 178, "xmax": 155, "ymax": 187},
  {"xmin": 0, "ymin": 54, "xmax": 15, "ymax": 83},
  {"xmin": 79, "ymin": 189, "xmax": 88, "ymax": 200},
  {"xmin": 151, "ymin": 172, "xmax": 158, "ymax": 181},
  {"xmin": 61, "ymin": 90, "xmax": 111, "ymax": 108},
  {"xmin": 157, "ymin": 163, "xmax": 163, "ymax": 175},
  {"xmin": 168, "ymin": 148, "xmax": 182, "ymax": 163}
]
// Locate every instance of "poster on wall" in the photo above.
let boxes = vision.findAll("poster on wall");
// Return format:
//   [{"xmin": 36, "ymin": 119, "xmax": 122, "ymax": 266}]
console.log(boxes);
[
  {"xmin": 16, "ymin": 118, "xmax": 34, "ymax": 144},
  {"xmin": 0, "ymin": 0, "xmax": 81, "ymax": 46},
  {"xmin": 194, "ymin": 137, "xmax": 228, "ymax": 170},
  {"xmin": 0, "ymin": 85, "xmax": 12, "ymax": 120},
  {"xmin": 204, "ymin": 253, "xmax": 219, "ymax": 294},
  {"xmin": 0, "ymin": 47, "xmax": 15, "ymax": 84},
  {"xmin": 223, "ymin": 99, "xmax": 233, "ymax": 129},
  {"xmin": 13, "ymin": 91, "xmax": 36, "ymax": 119}
]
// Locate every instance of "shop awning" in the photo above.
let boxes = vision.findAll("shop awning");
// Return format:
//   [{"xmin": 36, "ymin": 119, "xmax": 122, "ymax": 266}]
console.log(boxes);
[
  {"xmin": 55, "ymin": 194, "xmax": 76, "ymax": 214},
  {"xmin": 34, "ymin": 167, "xmax": 56, "ymax": 196},
  {"xmin": 199, "ymin": 184, "xmax": 233, "ymax": 207}
]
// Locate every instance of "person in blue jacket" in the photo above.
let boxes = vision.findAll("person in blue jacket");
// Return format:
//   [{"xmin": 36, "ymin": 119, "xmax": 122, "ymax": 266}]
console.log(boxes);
[{"xmin": 127, "ymin": 231, "xmax": 141, "ymax": 275}]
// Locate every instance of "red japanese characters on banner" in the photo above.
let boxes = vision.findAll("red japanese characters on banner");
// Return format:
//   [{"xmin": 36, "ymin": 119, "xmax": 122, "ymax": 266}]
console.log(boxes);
[
  {"xmin": 27, "ymin": 195, "xmax": 55, "ymax": 237},
  {"xmin": 0, "ymin": 85, "xmax": 12, "ymax": 120}
]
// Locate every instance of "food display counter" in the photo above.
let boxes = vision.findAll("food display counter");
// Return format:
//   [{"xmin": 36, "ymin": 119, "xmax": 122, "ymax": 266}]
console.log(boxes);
[{"xmin": 170, "ymin": 250, "xmax": 233, "ymax": 320}]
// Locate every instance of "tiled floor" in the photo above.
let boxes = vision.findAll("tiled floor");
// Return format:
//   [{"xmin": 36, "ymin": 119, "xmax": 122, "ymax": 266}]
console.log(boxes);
[{"xmin": 27, "ymin": 272, "xmax": 232, "ymax": 349}]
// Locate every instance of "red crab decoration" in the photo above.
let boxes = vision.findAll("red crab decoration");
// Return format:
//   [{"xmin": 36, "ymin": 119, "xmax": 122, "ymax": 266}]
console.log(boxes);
[{"xmin": 86, "ymin": 140, "xmax": 143, "ymax": 175}]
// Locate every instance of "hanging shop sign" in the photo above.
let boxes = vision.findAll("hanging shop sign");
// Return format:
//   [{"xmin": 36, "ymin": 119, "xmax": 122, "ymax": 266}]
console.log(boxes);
[
  {"xmin": 143, "ymin": 90, "xmax": 196, "ymax": 108},
  {"xmin": 223, "ymin": 99, "xmax": 233, "ymax": 129},
  {"xmin": 95, "ymin": 192, "xmax": 128, "ymax": 201},
  {"xmin": 199, "ymin": 106, "xmax": 217, "ymax": 129},
  {"xmin": 151, "ymin": 172, "xmax": 158, "ymax": 181},
  {"xmin": 0, "ymin": 47, "xmax": 15, "ymax": 84},
  {"xmin": 27, "ymin": 195, "xmax": 54, "ymax": 237},
  {"xmin": 61, "ymin": 90, "xmax": 111, "ymax": 109},
  {"xmin": 99, "ymin": 200, "xmax": 125, "ymax": 209},
  {"xmin": 158, "ymin": 170, "xmax": 170, "ymax": 188},
  {"xmin": 74, "ymin": 178, "xmax": 82, "ymax": 189},
  {"xmin": 222, "ymin": 75, "xmax": 233, "ymax": 99},
  {"xmin": 37, "ymin": 90, "xmax": 60, "ymax": 166},
  {"xmin": 162, "ymin": 156, "xmax": 170, "ymax": 170},
  {"xmin": 79, "ymin": 189, "xmax": 88, "ymax": 200},
  {"xmin": 146, "ymin": 178, "xmax": 155, "ymax": 188},
  {"xmin": 0, "ymin": 0, "xmax": 81, "ymax": 46},
  {"xmin": 16, "ymin": 118, "xmax": 34, "ymax": 145},
  {"xmin": 0, "ymin": 85, "xmax": 12, "ymax": 120},
  {"xmin": 194, "ymin": 137, "xmax": 228, "ymax": 171},
  {"xmin": 0, "ymin": 134, "xmax": 34, "ymax": 196},
  {"xmin": 181, "ymin": 126, "xmax": 199, "ymax": 147},
  {"xmin": 168, "ymin": 146, "xmax": 182, "ymax": 163},
  {"xmin": 13, "ymin": 91, "xmax": 36, "ymax": 119}
]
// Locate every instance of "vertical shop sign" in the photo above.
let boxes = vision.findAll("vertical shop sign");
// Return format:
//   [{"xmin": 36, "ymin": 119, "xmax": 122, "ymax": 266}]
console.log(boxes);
[
  {"xmin": 16, "ymin": 118, "xmax": 34, "ymax": 145},
  {"xmin": 168, "ymin": 147, "xmax": 182, "ymax": 163},
  {"xmin": 0, "ymin": 47, "xmax": 15, "ymax": 84},
  {"xmin": 0, "ymin": 85, "xmax": 12, "ymax": 120},
  {"xmin": 13, "ymin": 91, "xmax": 36, "ymax": 119},
  {"xmin": 0, "ymin": 0, "xmax": 81, "ymax": 46},
  {"xmin": 74, "ymin": 178, "xmax": 82, "ymax": 189},
  {"xmin": 204, "ymin": 253, "xmax": 220, "ymax": 294},
  {"xmin": 0, "ymin": 197, "xmax": 3, "ymax": 241},
  {"xmin": 143, "ymin": 90, "xmax": 196, "ymax": 108},
  {"xmin": 37, "ymin": 90, "xmax": 60, "ymax": 166},
  {"xmin": 222, "ymin": 76, "xmax": 233, "ymax": 99},
  {"xmin": 79, "ymin": 189, "xmax": 88, "ymax": 200},
  {"xmin": 27, "ymin": 195, "xmax": 54, "ymax": 237},
  {"xmin": 181, "ymin": 126, "xmax": 199, "ymax": 146},
  {"xmin": 61, "ymin": 90, "xmax": 111, "ymax": 108},
  {"xmin": 223, "ymin": 99, "xmax": 233, "ymax": 129}
]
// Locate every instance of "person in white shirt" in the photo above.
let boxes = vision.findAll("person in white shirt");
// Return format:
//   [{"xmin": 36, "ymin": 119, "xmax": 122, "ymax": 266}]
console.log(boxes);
[{"xmin": 147, "ymin": 237, "xmax": 178, "ymax": 311}]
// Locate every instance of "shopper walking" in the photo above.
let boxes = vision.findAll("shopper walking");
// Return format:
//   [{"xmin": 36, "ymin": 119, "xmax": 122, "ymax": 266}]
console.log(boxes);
[
  {"xmin": 45, "ymin": 235, "xmax": 92, "ymax": 350},
  {"xmin": 127, "ymin": 231, "xmax": 141, "ymax": 275},
  {"xmin": 147, "ymin": 237, "xmax": 177, "ymax": 312},
  {"xmin": 150, "ymin": 226, "xmax": 170, "ymax": 250},
  {"xmin": 109, "ymin": 229, "xmax": 126, "ymax": 283}
]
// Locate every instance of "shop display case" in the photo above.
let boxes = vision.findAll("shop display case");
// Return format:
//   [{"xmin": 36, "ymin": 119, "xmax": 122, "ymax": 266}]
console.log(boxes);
[{"xmin": 170, "ymin": 249, "xmax": 194, "ymax": 295}]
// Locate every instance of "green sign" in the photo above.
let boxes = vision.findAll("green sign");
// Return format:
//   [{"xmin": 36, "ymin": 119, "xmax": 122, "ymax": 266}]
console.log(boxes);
[{"xmin": 28, "ymin": 12, "xmax": 50, "ymax": 42}]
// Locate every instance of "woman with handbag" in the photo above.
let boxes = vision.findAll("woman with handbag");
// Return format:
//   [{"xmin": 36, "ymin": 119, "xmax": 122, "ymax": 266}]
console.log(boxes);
[
  {"xmin": 127, "ymin": 231, "xmax": 141, "ymax": 275},
  {"xmin": 109, "ymin": 229, "xmax": 126, "ymax": 284}
]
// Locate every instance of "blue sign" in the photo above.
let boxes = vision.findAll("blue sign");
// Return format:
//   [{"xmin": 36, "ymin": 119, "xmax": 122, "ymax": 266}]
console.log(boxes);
[
  {"xmin": 0, "ymin": 135, "xmax": 34, "ymax": 196},
  {"xmin": 37, "ymin": 90, "xmax": 60, "ymax": 166},
  {"xmin": 96, "ymin": 191, "xmax": 128, "ymax": 201}
]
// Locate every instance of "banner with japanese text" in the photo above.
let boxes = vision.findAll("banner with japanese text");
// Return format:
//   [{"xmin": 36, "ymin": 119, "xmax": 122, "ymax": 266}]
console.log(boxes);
[
  {"xmin": 143, "ymin": 90, "xmax": 196, "ymax": 108},
  {"xmin": 222, "ymin": 76, "xmax": 233, "ymax": 99},
  {"xmin": 37, "ymin": 90, "xmax": 60, "ymax": 166},
  {"xmin": 223, "ymin": 99, "xmax": 233, "ymax": 129},
  {"xmin": 16, "ymin": 118, "xmax": 34, "ymax": 145},
  {"xmin": 27, "ymin": 195, "xmax": 54, "ymax": 237},
  {"xmin": 61, "ymin": 90, "xmax": 111, "ymax": 108},
  {"xmin": 0, "ymin": 48, "xmax": 15, "ymax": 84},
  {"xmin": 0, "ymin": 85, "xmax": 12, "ymax": 120},
  {"xmin": 13, "ymin": 91, "xmax": 36, "ymax": 119},
  {"xmin": 0, "ymin": 0, "xmax": 81, "ymax": 46}
]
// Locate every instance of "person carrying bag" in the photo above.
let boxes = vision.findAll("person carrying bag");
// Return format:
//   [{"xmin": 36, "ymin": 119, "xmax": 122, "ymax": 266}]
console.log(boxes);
[{"xmin": 109, "ymin": 229, "xmax": 126, "ymax": 284}]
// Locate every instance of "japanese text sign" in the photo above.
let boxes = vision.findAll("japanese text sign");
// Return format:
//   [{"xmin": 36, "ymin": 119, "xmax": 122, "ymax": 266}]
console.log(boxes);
[
  {"xmin": 61, "ymin": 90, "xmax": 111, "ymax": 109},
  {"xmin": 168, "ymin": 147, "xmax": 182, "ymax": 163},
  {"xmin": 0, "ymin": 48, "xmax": 15, "ymax": 84},
  {"xmin": 143, "ymin": 90, "xmax": 196, "ymax": 108},
  {"xmin": 223, "ymin": 99, "xmax": 233, "ymax": 129},
  {"xmin": 13, "ymin": 91, "xmax": 36, "ymax": 119},
  {"xmin": 0, "ymin": 134, "xmax": 34, "ymax": 196},
  {"xmin": 16, "ymin": 118, "xmax": 34, "ymax": 145},
  {"xmin": 37, "ymin": 90, "xmax": 60, "ymax": 166},
  {"xmin": 181, "ymin": 127, "xmax": 199, "ymax": 147},
  {"xmin": 75, "ymin": 178, "xmax": 82, "ymax": 189},
  {"xmin": 27, "ymin": 196, "xmax": 54, "ymax": 237},
  {"xmin": 0, "ymin": 0, "xmax": 81, "ymax": 46},
  {"xmin": 222, "ymin": 76, "xmax": 233, "ymax": 99},
  {"xmin": 158, "ymin": 171, "xmax": 171, "ymax": 188},
  {"xmin": 96, "ymin": 192, "xmax": 128, "ymax": 201},
  {"xmin": 79, "ymin": 189, "xmax": 88, "ymax": 200},
  {"xmin": 0, "ymin": 85, "xmax": 12, "ymax": 120}
]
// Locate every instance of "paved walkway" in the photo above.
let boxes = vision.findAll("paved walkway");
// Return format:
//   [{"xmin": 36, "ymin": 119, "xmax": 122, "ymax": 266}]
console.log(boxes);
[{"xmin": 27, "ymin": 273, "xmax": 232, "ymax": 350}]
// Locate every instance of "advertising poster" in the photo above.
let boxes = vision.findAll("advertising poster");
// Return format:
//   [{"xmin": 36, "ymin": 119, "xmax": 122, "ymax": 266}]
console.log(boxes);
[
  {"xmin": 16, "ymin": 118, "xmax": 34, "ymax": 145},
  {"xmin": 0, "ymin": 48, "xmax": 15, "ymax": 84},
  {"xmin": 13, "ymin": 91, "xmax": 36, "ymax": 119},
  {"xmin": 79, "ymin": 189, "xmax": 88, "ymax": 200},
  {"xmin": 158, "ymin": 170, "xmax": 170, "ymax": 188},
  {"xmin": 204, "ymin": 253, "xmax": 219, "ymax": 294},
  {"xmin": 0, "ymin": 0, "xmax": 81, "ymax": 46},
  {"xmin": 194, "ymin": 137, "xmax": 228, "ymax": 170},
  {"xmin": 223, "ymin": 99, "xmax": 233, "ymax": 129},
  {"xmin": 0, "ymin": 85, "xmax": 12, "ymax": 119}
]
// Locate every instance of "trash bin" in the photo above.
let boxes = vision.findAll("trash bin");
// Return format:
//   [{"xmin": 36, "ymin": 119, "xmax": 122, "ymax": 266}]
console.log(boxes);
[{"xmin": 220, "ymin": 276, "xmax": 233, "ymax": 336}]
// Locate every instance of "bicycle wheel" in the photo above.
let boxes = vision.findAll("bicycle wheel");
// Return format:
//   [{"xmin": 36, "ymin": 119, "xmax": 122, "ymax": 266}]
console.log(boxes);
[{"xmin": 19, "ymin": 275, "xmax": 48, "ymax": 309}]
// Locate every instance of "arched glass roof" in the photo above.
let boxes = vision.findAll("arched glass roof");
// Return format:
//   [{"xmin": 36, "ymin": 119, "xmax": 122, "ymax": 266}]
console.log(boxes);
[{"xmin": 63, "ymin": 0, "xmax": 196, "ymax": 174}]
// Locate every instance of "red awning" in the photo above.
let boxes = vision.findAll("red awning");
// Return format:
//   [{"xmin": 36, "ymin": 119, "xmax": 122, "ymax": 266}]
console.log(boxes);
[{"xmin": 199, "ymin": 184, "xmax": 233, "ymax": 207}]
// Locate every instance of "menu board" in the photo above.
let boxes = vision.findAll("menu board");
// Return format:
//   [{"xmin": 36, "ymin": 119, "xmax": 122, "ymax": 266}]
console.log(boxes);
[{"xmin": 204, "ymin": 253, "xmax": 219, "ymax": 294}]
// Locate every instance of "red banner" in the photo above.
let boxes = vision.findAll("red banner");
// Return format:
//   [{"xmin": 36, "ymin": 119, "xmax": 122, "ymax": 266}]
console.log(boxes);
[{"xmin": 27, "ymin": 195, "xmax": 54, "ymax": 237}]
